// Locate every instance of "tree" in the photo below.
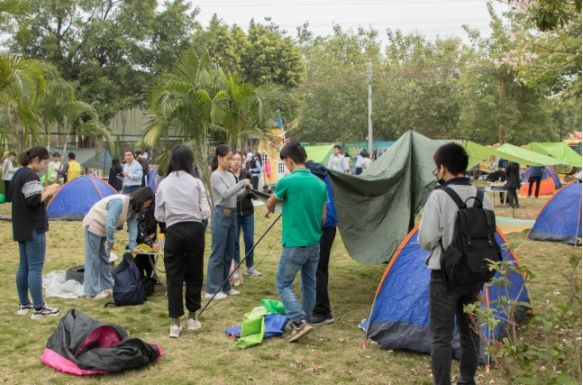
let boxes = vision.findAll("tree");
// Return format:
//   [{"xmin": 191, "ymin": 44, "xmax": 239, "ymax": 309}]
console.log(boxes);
[{"xmin": 12, "ymin": 0, "xmax": 197, "ymax": 121}]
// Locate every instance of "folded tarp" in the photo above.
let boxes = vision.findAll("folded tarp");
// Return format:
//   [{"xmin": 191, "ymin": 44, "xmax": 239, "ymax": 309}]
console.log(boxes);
[
  {"xmin": 497, "ymin": 144, "xmax": 562, "ymax": 166},
  {"xmin": 526, "ymin": 142, "xmax": 582, "ymax": 168},
  {"xmin": 328, "ymin": 130, "xmax": 440, "ymax": 264}
]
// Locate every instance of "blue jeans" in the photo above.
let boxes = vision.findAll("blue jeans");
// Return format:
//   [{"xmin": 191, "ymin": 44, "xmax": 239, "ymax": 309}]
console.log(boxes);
[
  {"xmin": 16, "ymin": 229, "xmax": 46, "ymax": 307},
  {"xmin": 276, "ymin": 245, "xmax": 320, "ymax": 323},
  {"xmin": 234, "ymin": 213, "xmax": 255, "ymax": 268},
  {"xmin": 206, "ymin": 206, "xmax": 237, "ymax": 294},
  {"xmin": 122, "ymin": 185, "xmax": 140, "ymax": 194},
  {"xmin": 84, "ymin": 228, "xmax": 114, "ymax": 296}
]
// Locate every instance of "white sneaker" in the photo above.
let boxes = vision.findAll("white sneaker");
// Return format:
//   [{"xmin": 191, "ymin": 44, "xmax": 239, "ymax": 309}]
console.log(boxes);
[
  {"xmin": 226, "ymin": 288, "xmax": 240, "ymax": 296},
  {"xmin": 16, "ymin": 303, "xmax": 33, "ymax": 315},
  {"xmin": 31, "ymin": 304, "xmax": 60, "ymax": 320},
  {"xmin": 169, "ymin": 324, "xmax": 181, "ymax": 338},
  {"xmin": 93, "ymin": 289, "xmax": 113, "ymax": 300},
  {"xmin": 205, "ymin": 292, "xmax": 228, "ymax": 300},
  {"xmin": 244, "ymin": 267, "xmax": 262, "ymax": 277},
  {"xmin": 187, "ymin": 318, "xmax": 202, "ymax": 331}
]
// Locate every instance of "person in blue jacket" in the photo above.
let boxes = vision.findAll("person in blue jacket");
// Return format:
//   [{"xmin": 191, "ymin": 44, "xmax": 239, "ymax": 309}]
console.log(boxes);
[{"xmin": 305, "ymin": 160, "xmax": 338, "ymax": 325}]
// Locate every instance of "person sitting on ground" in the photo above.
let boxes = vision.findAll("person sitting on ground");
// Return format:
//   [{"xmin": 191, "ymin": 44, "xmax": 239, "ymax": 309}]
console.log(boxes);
[
  {"xmin": 3, "ymin": 151, "xmax": 17, "ymax": 202},
  {"xmin": 11, "ymin": 146, "xmax": 60, "ymax": 319},
  {"xmin": 418, "ymin": 143, "xmax": 493, "ymax": 385},
  {"xmin": 155, "ymin": 145, "xmax": 211, "ymax": 338},
  {"xmin": 205, "ymin": 144, "xmax": 252, "ymax": 300},
  {"xmin": 230, "ymin": 150, "xmax": 262, "ymax": 281},
  {"xmin": 121, "ymin": 149, "xmax": 143, "ymax": 194},
  {"xmin": 266, "ymin": 142, "xmax": 328, "ymax": 343},
  {"xmin": 82, "ymin": 187, "xmax": 154, "ymax": 300}
]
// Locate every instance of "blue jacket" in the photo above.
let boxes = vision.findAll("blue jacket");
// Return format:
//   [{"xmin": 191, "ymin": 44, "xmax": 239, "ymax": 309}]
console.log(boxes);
[{"xmin": 305, "ymin": 161, "xmax": 338, "ymax": 229}]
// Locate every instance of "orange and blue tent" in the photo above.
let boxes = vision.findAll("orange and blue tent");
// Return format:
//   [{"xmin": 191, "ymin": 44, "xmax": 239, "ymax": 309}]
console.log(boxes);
[
  {"xmin": 360, "ymin": 225, "xmax": 529, "ymax": 361},
  {"xmin": 529, "ymin": 183, "xmax": 582, "ymax": 245},
  {"xmin": 47, "ymin": 176, "xmax": 117, "ymax": 220}
]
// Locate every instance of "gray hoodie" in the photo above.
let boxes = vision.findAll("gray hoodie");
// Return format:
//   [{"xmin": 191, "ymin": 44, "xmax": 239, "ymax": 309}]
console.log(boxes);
[{"xmin": 418, "ymin": 181, "xmax": 493, "ymax": 270}]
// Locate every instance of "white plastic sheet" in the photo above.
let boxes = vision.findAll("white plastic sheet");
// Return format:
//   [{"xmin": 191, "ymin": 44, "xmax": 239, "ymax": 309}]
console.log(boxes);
[{"xmin": 43, "ymin": 271, "xmax": 84, "ymax": 299}]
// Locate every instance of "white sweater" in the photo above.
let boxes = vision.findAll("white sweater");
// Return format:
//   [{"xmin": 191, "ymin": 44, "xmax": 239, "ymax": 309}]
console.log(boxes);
[{"xmin": 155, "ymin": 171, "xmax": 211, "ymax": 228}]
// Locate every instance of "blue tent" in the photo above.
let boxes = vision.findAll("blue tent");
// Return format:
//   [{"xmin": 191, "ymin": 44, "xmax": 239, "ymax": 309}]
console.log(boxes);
[
  {"xmin": 47, "ymin": 176, "xmax": 117, "ymax": 220},
  {"xmin": 529, "ymin": 183, "xmax": 582, "ymax": 245},
  {"xmin": 361, "ymin": 225, "xmax": 529, "ymax": 361},
  {"xmin": 521, "ymin": 167, "xmax": 561, "ymax": 189}
]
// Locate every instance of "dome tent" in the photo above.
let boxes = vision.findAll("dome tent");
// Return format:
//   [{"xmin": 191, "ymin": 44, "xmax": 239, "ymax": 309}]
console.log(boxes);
[
  {"xmin": 47, "ymin": 176, "xmax": 117, "ymax": 220},
  {"xmin": 360, "ymin": 225, "xmax": 529, "ymax": 361},
  {"xmin": 528, "ymin": 183, "xmax": 582, "ymax": 245}
]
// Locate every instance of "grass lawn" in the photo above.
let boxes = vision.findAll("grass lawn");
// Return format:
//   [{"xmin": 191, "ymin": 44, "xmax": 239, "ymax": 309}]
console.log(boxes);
[{"xmin": 0, "ymin": 195, "xmax": 579, "ymax": 385}]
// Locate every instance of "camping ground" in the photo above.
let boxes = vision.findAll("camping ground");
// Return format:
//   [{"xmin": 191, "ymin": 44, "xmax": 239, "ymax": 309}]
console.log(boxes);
[{"xmin": 0, "ymin": 197, "xmax": 580, "ymax": 385}]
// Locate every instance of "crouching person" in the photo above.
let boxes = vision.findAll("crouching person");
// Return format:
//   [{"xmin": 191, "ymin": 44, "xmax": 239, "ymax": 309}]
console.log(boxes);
[
  {"xmin": 419, "ymin": 143, "xmax": 493, "ymax": 385},
  {"xmin": 266, "ymin": 142, "xmax": 328, "ymax": 343},
  {"xmin": 82, "ymin": 187, "xmax": 154, "ymax": 300}
]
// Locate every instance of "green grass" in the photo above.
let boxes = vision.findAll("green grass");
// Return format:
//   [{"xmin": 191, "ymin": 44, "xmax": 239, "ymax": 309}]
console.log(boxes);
[{"xmin": 0, "ymin": 198, "xmax": 579, "ymax": 385}]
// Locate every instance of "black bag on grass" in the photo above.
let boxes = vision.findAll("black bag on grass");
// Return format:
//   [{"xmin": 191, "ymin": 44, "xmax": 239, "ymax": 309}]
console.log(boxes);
[
  {"xmin": 439, "ymin": 187, "xmax": 502, "ymax": 289},
  {"xmin": 111, "ymin": 253, "xmax": 147, "ymax": 306}
]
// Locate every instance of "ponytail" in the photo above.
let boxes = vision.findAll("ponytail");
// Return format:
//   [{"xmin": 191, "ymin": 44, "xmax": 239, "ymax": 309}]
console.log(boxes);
[
  {"xmin": 20, "ymin": 146, "xmax": 50, "ymax": 166},
  {"xmin": 212, "ymin": 144, "xmax": 231, "ymax": 171}
]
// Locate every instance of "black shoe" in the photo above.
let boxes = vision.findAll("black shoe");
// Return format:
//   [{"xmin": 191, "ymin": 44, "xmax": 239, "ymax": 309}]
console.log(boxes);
[{"xmin": 308, "ymin": 314, "xmax": 336, "ymax": 326}]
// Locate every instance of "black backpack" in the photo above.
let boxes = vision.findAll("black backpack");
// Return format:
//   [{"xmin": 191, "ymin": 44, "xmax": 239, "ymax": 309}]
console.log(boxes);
[
  {"xmin": 111, "ymin": 253, "xmax": 148, "ymax": 306},
  {"xmin": 439, "ymin": 187, "xmax": 502, "ymax": 288}
]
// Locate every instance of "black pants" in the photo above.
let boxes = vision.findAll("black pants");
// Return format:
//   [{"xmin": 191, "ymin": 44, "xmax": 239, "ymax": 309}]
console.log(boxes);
[
  {"xmin": 430, "ymin": 272, "xmax": 480, "ymax": 385},
  {"xmin": 355, "ymin": 167, "xmax": 363, "ymax": 175},
  {"xmin": 135, "ymin": 254, "xmax": 155, "ymax": 279},
  {"xmin": 507, "ymin": 188, "xmax": 519, "ymax": 208},
  {"xmin": 3, "ymin": 180, "xmax": 11, "ymax": 202},
  {"xmin": 252, "ymin": 175, "xmax": 259, "ymax": 190},
  {"xmin": 313, "ymin": 226, "xmax": 337, "ymax": 317},
  {"xmin": 163, "ymin": 221, "xmax": 205, "ymax": 318},
  {"xmin": 528, "ymin": 176, "xmax": 542, "ymax": 198}
]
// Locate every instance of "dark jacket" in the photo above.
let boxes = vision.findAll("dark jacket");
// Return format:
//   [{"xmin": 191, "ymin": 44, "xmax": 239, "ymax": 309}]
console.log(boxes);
[
  {"xmin": 233, "ymin": 169, "xmax": 254, "ymax": 216},
  {"xmin": 10, "ymin": 167, "xmax": 49, "ymax": 241},
  {"xmin": 40, "ymin": 309, "xmax": 161, "ymax": 375},
  {"xmin": 137, "ymin": 204, "xmax": 157, "ymax": 246},
  {"xmin": 305, "ymin": 161, "xmax": 338, "ymax": 229},
  {"xmin": 108, "ymin": 165, "xmax": 123, "ymax": 191},
  {"xmin": 505, "ymin": 162, "xmax": 520, "ymax": 189}
]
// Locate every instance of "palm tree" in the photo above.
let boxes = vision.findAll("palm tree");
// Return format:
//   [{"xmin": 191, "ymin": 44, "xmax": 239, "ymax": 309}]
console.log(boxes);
[
  {"xmin": 144, "ymin": 49, "xmax": 222, "ymax": 184},
  {"xmin": 0, "ymin": 54, "xmax": 51, "ymax": 150},
  {"xmin": 214, "ymin": 72, "xmax": 292, "ymax": 149}
]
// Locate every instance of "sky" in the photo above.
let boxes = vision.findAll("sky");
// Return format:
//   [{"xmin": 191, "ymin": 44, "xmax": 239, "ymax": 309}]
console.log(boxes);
[{"xmin": 192, "ymin": 0, "xmax": 510, "ymax": 40}]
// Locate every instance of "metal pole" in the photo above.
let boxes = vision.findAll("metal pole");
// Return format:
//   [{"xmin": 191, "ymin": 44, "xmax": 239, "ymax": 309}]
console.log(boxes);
[{"xmin": 367, "ymin": 61, "xmax": 373, "ymax": 154}]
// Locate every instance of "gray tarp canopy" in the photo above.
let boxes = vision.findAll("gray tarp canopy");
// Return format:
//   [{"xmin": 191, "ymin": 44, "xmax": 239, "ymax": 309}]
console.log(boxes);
[
  {"xmin": 328, "ymin": 131, "xmax": 441, "ymax": 264},
  {"xmin": 52, "ymin": 147, "xmax": 112, "ymax": 170}
]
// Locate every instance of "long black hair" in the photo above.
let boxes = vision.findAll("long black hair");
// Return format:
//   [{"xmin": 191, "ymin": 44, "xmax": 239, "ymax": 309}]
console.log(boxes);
[
  {"xmin": 211, "ymin": 144, "xmax": 231, "ymax": 171},
  {"xmin": 129, "ymin": 187, "xmax": 155, "ymax": 212},
  {"xmin": 111, "ymin": 157, "xmax": 121, "ymax": 169},
  {"xmin": 20, "ymin": 146, "xmax": 50, "ymax": 166},
  {"xmin": 167, "ymin": 144, "xmax": 194, "ymax": 175}
]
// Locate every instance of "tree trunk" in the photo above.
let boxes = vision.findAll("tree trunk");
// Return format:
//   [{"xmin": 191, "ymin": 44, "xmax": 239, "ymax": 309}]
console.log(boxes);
[{"xmin": 497, "ymin": 74, "xmax": 506, "ymax": 144}]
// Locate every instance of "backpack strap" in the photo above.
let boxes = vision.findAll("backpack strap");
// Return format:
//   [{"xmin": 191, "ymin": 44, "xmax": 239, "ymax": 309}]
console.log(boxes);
[
  {"xmin": 438, "ymin": 186, "xmax": 465, "ymax": 209},
  {"xmin": 471, "ymin": 189, "xmax": 484, "ymax": 208}
]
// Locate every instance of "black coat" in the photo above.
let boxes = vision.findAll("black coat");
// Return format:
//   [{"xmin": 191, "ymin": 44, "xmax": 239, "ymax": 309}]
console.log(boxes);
[
  {"xmin": 41, "ymin": 309, "xmax": 160, "ymax": 375},
  {"xmin": 505, "ymin": 162, "xmax": 520, "ymax": 189}
]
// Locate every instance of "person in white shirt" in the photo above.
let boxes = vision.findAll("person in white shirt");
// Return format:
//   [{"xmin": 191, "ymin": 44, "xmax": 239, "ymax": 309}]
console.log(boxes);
[
  {"xmin": 155, "ymin": 144, "xmax": 211, "ymax": 338},
  {"xmin": 3, "ymin": 151, "xmax": 17, "ymax": 202},
  {"xmin": 362, "ymin": 151, "xmax": 373, "ymax": 170},
  {"xmin": 327, "ymin": 145, "xmax": 346, "ymax": 173},
  {"xmin": 48, "ymin": 153, "xmax": 62, "ymax": 184},
  {"xmin": 121, "ymin": 150, "xmax": 143, "ymax": 194}
]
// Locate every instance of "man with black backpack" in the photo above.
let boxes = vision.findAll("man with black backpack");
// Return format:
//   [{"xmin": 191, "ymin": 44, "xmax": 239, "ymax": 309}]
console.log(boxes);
[{"xmin": 419, "ymin": 143, "xmax": 498, "ymax": 385}]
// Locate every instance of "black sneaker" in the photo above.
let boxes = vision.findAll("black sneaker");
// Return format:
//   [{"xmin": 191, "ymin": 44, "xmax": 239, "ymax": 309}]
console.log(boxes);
[
  {"xmin": 287, "ymin": 321, "xmax": 313, "ymax": 343},
  {"xmin": 308, "ymin": 314, "xmax": 336, "ymax": 326},
  {"xmin": 31, "ymin": 304, "xmax": 60, "ymax": 320}
]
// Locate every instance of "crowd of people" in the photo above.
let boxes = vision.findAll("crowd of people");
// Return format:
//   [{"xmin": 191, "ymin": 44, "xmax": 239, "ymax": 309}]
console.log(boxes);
[{"xmin": 7, "ymin": 140, "xmax": 494, "ymax": 385}]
